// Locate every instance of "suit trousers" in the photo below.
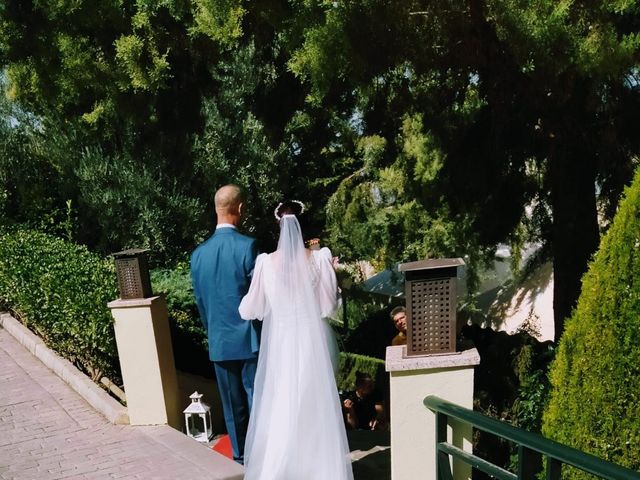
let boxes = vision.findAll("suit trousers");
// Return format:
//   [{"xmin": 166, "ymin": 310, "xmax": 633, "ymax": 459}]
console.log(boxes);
[{"xmin": 213, "ymin": 358, "xmax": 258, "ymax": 463}]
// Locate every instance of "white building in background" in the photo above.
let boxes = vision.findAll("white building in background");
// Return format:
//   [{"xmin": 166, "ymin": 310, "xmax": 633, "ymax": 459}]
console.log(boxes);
[
  {"xmin": 359, "ymin": 243, "xmax": 555, "ymax": 342},
  {"xmin": 475, "ymin": 245, "xmax": 554, "ymax": 342}
]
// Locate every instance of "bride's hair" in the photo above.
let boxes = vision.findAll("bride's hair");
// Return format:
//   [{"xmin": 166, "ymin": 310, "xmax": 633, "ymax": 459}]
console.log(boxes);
[{"xmin": 274, "ymin": 200, "xmax": 305, "ymax": 220}]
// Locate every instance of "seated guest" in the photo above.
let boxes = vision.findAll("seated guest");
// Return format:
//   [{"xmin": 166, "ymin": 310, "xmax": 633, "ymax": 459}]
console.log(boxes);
[
  {"xmin": 390, "ymin": 306, "xmax": 407, "ymax": 346},
  {"xmin": 342, "ymin": 372, "xmax": 387, "ymax": 431}
]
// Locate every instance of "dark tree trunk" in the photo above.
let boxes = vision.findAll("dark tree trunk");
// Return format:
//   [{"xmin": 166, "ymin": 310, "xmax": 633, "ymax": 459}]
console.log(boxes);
[{"xmin": 549, "ymin": 143, "xmax": 599, "ymax": 342}]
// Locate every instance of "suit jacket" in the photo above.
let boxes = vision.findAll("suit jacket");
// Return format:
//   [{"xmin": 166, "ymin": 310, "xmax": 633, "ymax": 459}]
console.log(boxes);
[{"xmin": 191, "ymin": 227, "xmax": 260, "ymax": 361}]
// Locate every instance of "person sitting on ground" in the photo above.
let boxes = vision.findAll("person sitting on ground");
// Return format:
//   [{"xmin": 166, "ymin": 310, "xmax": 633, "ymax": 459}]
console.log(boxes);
[
  {"xmin": 342, "ymin": 372, "xmax": 387, "ymax": 431},
  {"xmin": 390, "ymin": 306, "xmax": 407, "ymax": 346}
]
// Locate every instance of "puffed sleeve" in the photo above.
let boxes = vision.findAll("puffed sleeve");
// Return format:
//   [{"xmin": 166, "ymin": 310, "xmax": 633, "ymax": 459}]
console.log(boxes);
[
  {"xmin": 315, "ymin": 247, "xmax": 342, "ymax": 319},
  {"xmin": 239, "ymin": 254, "xmax": 269, "ymax": 321}
]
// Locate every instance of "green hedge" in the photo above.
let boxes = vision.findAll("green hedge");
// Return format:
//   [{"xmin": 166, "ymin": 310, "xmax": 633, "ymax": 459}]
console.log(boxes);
[
  {"xmin": 150, "ymin": 266, "xmax": 211, "ymax": 377},
  {"xmin": 542, "ymin": 168, "xmax": 640, "ymax": 477},
  {"xmin": 0, "ymin": 229, "xmax": 386, "ymax": 395},
  {"xmin": 0, "ymin": 229, "xmax": 120, "ymax": 381},
  {"xmin": 336, "ymin": 351, "xmax": 386, "ymax": 393}
]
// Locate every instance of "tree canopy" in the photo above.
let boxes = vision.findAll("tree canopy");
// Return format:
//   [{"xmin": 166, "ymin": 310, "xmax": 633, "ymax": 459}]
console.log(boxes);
[
  {"xmin": 289, "ymin": 0, "xmax": 640, "ymax": 338},
  {"xmin": 1, "ymin": 1, "xmax": 640, "ymax": 338}
]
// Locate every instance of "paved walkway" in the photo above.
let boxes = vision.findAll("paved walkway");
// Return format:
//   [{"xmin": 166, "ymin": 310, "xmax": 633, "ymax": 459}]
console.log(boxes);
[
  {"xmin": 0, "ymin": 325, "xmax": 390, "ymax": 479},
  {"xmin": 0, "ymin": 326, "xmax": 241, "ymax": 479}
]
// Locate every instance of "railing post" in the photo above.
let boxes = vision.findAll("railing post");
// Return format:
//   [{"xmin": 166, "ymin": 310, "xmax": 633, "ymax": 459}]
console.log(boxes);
[
  {"xmin": 518, "ymin": 445, "xmax": 542, "ymax": 480},
  {"xmin": 546, "ymin": 457, "xmax": 562, "ymax": 480},
  {"xmin": 436, "ymin": 412, "xmax": 454, "ymax": 480}
]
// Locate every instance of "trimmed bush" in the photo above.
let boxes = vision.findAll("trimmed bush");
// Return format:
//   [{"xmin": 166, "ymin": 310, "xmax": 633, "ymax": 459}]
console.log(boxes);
[
  {"xmin": 0, "ymin": 229, "xmax": 119, "ymax": 381},
  {"xmin": 542, "ymin": 168, "xmax": 640, "ymax": 476},
  {"xmin": 336, "ymin": 351, "xmax": 386, "ymax": 393},
  {"xmin": 150, "ymin": 266, "xmax": 211, "ymax": 377}
]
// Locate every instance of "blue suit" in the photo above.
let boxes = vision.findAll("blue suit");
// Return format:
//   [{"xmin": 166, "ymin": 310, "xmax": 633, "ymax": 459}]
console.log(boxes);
[{"xmin": 191, "ymin": 226, "xmax": 260, "ymax": 463}]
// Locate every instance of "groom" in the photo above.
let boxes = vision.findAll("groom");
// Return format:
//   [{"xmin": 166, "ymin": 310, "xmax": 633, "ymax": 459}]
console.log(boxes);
[{"xmin": 191, "ymin": 184, "xmax": 260, "ymax": 464}]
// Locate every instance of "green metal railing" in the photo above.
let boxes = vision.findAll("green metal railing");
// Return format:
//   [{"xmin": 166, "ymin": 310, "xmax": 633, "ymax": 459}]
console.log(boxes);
[{"xmin": 424, "ymin": 395, "xmax": 640, "ymax": 480}]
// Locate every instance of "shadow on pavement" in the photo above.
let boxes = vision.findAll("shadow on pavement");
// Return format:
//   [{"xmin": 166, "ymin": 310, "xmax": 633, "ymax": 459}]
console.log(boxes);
[{"xmin": 348, "ymin": 430, "xmax": 391, "ymax": 480}]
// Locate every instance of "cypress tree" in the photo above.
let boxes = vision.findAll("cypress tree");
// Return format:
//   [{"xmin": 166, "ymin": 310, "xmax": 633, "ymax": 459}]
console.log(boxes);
[{"xmin": 542, "ymin": 168, "xmax": 640, "ymax": 476}]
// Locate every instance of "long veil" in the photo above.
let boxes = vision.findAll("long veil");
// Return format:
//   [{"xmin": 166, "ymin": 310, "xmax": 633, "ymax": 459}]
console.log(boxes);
[
  {"xmin": 243, "ymin": 214, "xmax": 353, "ymax": 480},
  {"xmin": 274, "ymin": 214, "xmax": 321, "ymax": 321}
]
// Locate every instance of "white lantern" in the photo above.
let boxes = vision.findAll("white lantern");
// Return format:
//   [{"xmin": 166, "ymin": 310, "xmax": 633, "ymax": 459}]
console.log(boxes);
[{"xmin": 183, "ymin": 391, "xmax": 213, "ymax": 442}]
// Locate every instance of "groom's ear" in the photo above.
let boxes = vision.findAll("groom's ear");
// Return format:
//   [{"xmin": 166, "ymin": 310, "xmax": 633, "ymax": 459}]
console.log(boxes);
[{"xmin": 238, "ymin": 202, "xmax": 244, "ymax": 217}]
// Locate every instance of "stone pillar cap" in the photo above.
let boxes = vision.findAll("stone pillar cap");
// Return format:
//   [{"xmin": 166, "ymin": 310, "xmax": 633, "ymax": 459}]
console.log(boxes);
[
  {"xmin": 385, "ymin": 346, "xmax": 480, "ymax": 372},
  {"xmin": 107, "ymin": 295, "xmax": 164, "ymax": 309}
]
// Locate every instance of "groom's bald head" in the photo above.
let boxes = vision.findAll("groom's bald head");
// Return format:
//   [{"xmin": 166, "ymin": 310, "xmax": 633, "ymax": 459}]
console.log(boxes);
[
  {"xmin": 215, "ymin": 185, "xmax": 244, "ymax": 225},
  {"xmin": 215, "ymin": 184, "xmax": 243, "ymax": 211}
]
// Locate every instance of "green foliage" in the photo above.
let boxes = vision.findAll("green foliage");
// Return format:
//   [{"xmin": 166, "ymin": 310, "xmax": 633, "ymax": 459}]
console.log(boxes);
[
  {"xmin": 326, "ymin": 116, "xmax": 492, "ymax": 291},
  {"xmin": 151, "ymin": 264, "xmax": 197, "ymax": 316},
  {"xmin": 150, "ymin": 265, "xmax": 211, "ymax": 376},
  {"xmin": 401, "ymin": 114, "xmax": 443, "ymax": 186},
  {"xmin": 0, "ymin": 81, "xmax": 69, "ymax": 231},
  {"xmin": 542, "ymin": 167, "xmax": 640, "ymax": 476},
  {"xmin": 512, "ymin": 366, "xmax": 550, "ymax": 433},
  {"xmin": 510, "ymin": 342, "xmax": 554, "ymax": 457},
  {"xmin": 335, "ymin": 351, "xmax": 385, "ymax": 393},
  {"xmin": 191, "ymin": 42, "xmax": 289, "ymax": 247},
  {"xmin": 337, "ymin": 293, "xmax": 398, "ymax": 360},
  {"xmin": 73, "ymin": 144, "xmax": 203, "ymax": 262},
  {"xmin": 114, "ymin": 33, "xmax": 170, "ymax": 92},
  {"xmin": 0, "ymin": 0, "xmax": 287, "ymax": 263},
  {"xmin": 458, "ymin": 324, "xmax": 555, "ymax": 474},
  {"xmin": 288, "ymin": 3, "xmax": 354, "ymax": 106},
  {"xmin": 0, "ymin": 229, "xmax": 119, "ymax": 381},
  {"xmin": 191, "ymin": 0, "xmax": 246, "ymax": 47},
  {"xmin": 289, "ymin": 0, "xmax": 640, "ymax": 333},
  {"xmin": 2, "ymin": 0, "xmax": 640, "ymax": 339}
]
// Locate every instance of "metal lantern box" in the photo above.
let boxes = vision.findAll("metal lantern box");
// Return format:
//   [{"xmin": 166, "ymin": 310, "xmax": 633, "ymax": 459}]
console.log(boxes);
[
  {"xmin": 112, "ymin": 248, "xmax": 153, "ymax": 300},
  {"xmin": 399, "ymin": 258, "xmax": 465, "ymax": 357}
]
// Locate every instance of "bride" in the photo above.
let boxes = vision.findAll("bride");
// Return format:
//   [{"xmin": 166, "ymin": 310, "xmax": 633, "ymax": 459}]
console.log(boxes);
[{"xmin": 238, "ymin": 200, "xmax": 354, "ymax": 480}]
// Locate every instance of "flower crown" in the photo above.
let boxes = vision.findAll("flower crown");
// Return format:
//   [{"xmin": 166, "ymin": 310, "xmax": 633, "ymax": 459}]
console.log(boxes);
[{"xmin": 274, "ymin": 200, "xmax": 305, "ymax": 220}]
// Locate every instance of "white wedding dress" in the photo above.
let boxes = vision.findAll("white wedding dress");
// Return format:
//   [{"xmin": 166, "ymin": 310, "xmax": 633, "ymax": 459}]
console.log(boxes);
[{"xmin": 239, "ymin": 215, "xmax": 353, "ymax": 480}]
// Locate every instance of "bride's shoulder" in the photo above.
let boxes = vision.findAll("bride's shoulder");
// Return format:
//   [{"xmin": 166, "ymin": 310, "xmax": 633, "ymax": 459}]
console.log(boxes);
[
  {"xmin": 312, "ymin": 247, "xmax": 333, "ymax": 260},
  {"xmin": 255, "ymin": 252, "xmax": 269, "ymax": 264}
]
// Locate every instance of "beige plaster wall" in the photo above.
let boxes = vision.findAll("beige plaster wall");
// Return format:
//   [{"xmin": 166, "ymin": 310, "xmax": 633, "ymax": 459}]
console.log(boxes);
[{"xmin": 386, "ymin": 346, "xmax": 479, "ymax": 480}]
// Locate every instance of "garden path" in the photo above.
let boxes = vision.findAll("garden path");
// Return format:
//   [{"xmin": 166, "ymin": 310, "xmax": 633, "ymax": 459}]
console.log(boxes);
[
  {"xmin": 0, "ymin": 325, "xmax": 390, "ymax": 479},
  {"xmin": 0, "ymin": 326, "xmax": 240, "ymax": 479}
]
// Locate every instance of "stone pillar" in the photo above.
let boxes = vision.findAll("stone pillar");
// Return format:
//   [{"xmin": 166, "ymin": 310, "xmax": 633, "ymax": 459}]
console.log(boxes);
[
  {"xmin": 386, "ymin": 346, "xmax": 480, "ymax": 480},
  {"xmin": 108, "ymin": 296, "xmax": 181, "ymax": 429}
]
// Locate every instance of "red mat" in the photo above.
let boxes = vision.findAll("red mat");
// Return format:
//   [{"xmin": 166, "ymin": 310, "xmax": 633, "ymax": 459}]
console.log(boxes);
[{"xmin": 212, "ymin": 434, "xmax": 233, "ymax": 459}]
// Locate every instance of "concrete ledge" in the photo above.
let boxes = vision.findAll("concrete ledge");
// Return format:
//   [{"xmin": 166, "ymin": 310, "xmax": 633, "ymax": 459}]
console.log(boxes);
[
  {"xmin": 136, "ymin": 425, "xmax": 244, "ymax": 480},
  {"xmin": 107, "ymin": 296, "xmax": 163, "ymax": 309},
  {"xmin": 385, "ymin": 345, "xmax": 480, "ymax": 372},
  {"xmin": 0, "ymin": 312, "xmax": 129, "ymax": 425}
]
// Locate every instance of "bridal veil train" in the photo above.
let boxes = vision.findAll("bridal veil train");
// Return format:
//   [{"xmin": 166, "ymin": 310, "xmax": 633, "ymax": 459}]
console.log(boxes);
[{"xmin": 239, "ymin": 213, "xmax": 354, "ymax": 480}]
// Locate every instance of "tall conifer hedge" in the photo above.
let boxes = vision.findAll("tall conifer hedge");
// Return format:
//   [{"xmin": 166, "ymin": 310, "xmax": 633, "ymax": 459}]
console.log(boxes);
[{"xmin": 542, "ymin": 169, "xmax": 640, "ymax": 476}]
